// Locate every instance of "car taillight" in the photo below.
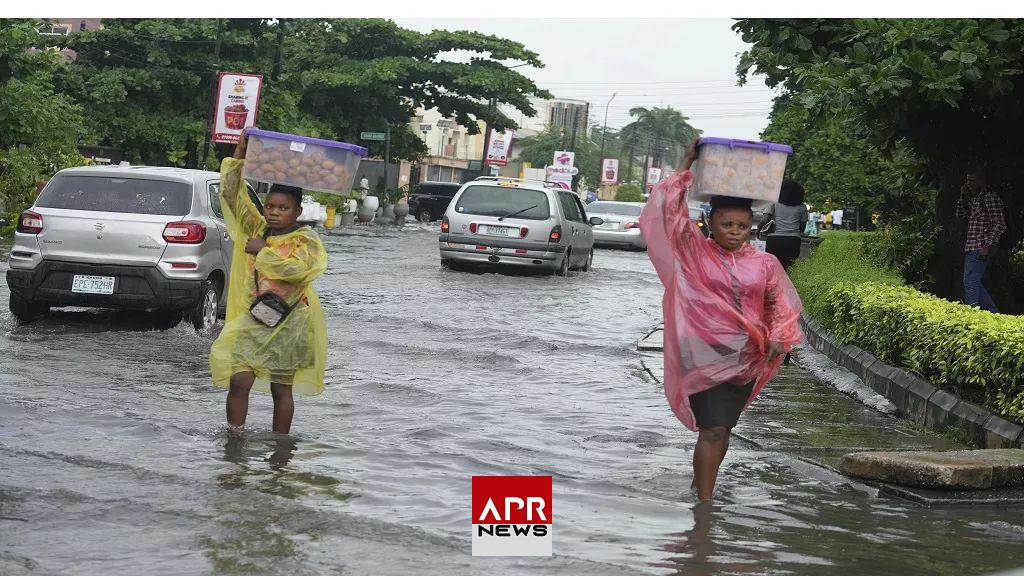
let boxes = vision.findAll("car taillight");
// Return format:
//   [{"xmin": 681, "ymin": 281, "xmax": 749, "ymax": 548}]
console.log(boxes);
[
  {"xmin": 519, "ymin": 227, "xmax": 528, "ymax": 238},
  {"xmin": 441, "ymin": 216, "xmax": 450, "ymax": 233},
  {"xmin": 548, "ymin": 225, "xmax": 562, "ymax": 242},
  {"xmin": 163, "ymin": 221, "xmax": 206, "ymax": 244},
  {"xmin": 469, "ymin": 222, "xmax": 478, "ymax": 233},
  {"xmin": 624, "ymin": 221, "xmax": 640, "ymax": 230},
  {"xmin": 17, "ymin": 211, "xmax": 43, "ymax": 234}
]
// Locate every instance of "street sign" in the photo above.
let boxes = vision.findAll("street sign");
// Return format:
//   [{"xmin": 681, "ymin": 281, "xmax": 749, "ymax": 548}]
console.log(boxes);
[{"xmin": 361, "ymin": 132, "xmax": 386, "ymax": 141}]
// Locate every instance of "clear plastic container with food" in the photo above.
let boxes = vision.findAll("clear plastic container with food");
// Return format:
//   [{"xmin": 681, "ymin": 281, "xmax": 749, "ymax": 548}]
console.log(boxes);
[
  {"xmin": 243, "ymin": 129, "xmax": 368, "ymax": 195},
  {"xmin": 689, "ymin": 138, "xmax": 792, "ymax": 208}
]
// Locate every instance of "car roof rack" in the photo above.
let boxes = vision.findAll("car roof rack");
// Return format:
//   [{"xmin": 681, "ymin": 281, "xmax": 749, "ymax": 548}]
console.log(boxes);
[{"xmin": 473, "ymin": 175, "xmax": 553, "ymax": 187}]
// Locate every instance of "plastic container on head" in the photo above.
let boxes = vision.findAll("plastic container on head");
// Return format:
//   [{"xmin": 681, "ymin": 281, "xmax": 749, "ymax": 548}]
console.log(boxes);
[
  {"xmin": 243, "ymin": 128, "xmax": 368, "ymax": 195},
  {"xmin": 689, "ymin": 138, "xmax": 792, "ymax": 210}
]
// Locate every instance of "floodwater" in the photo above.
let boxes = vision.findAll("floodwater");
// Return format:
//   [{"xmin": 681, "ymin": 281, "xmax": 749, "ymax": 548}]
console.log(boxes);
[{"xmin": 2, "ymin": 224, "xmax": 1023, "ymax": 575}]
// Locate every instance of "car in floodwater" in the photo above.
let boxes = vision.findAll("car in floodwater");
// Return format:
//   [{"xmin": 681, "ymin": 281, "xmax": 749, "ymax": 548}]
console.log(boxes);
[
  {"xmin": 438, "ymin": 176, "xmax": 603, "ymax": 275},
  {"xmin": 5, "ymin": 165, "xmax": 262, "ymax": 332},
  {"xmin": 587, "ymin": 201, "xmax": 648, "ymax": 250}
]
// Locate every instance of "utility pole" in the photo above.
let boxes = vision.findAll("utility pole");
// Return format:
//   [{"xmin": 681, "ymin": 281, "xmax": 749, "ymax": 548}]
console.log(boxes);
[
  {"xmin": 271, "ymin": 18, "xmax": 286, "ymax": 81},
  {"xmin": 384, "ymin": 124, "xmax": 391, "ymax": 187},
  {"xmin": 200, "ymin": 18, "xmax": 223, "ymax": 170},
  {"xmin": 641, "ymin": 139, "xmax": 652, "ymax": 192},
  {"xmin": 478, "ymin": 97, "xmax": 496, "ymax": 177},
  {"xmin": 625, "ymin": 145, "xmax": 634, "ymax": 184},
  {"xmin": 598, "ymin": 92, "xmax": 617, "ymax": 165}
]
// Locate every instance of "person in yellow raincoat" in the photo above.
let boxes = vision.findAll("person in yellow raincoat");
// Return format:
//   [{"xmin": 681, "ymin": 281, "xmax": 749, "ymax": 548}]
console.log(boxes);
[{"xmin": 210, "ymin": 131, "xmax": 328, "ymax": 434}]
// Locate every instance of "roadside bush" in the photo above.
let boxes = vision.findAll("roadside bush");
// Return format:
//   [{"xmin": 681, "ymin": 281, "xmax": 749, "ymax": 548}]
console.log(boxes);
[
  {"xmin": 615, "ymin": 184, "xmax": 642, "ymax": 203},
  {"xmin": 865, "ymin": 213, "xmax": 939, "ymax": 286},
  {"xmin": 826, "ymin": 282, "xmax": 1024, "ymax": 421},
  {"xmin": 788, "ymin": 231, "xmax": 903, "ymax": 326}
]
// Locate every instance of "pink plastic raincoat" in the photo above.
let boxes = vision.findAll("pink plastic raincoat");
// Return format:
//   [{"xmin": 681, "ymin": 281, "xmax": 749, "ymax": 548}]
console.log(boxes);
[{"xmin": 640, "ymin": 170, "xmax": 803, "ymax": 431}]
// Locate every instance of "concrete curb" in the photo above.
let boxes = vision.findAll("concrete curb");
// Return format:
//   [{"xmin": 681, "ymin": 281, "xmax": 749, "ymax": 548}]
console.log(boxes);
[{"xmin": 800, "ymin": 312, "xmax": 1024, "ymax": 450}]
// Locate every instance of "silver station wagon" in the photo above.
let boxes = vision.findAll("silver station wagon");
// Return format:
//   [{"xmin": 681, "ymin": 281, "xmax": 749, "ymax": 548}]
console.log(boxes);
[
  {"xmin": 438, "ymin": 177, "xmax": 603, "ymax": 275},
  {"xmin": 6, "ymin": 165, "xmax": 262, "ymax": 331}
]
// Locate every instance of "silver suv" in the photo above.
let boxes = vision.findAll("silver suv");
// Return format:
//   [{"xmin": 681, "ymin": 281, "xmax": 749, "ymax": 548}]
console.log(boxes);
[
  {"xmin": 6, "ymin": 165, "xmax": 262, "ymax": 331},
  {"xmin": 438, "ymin": 177, "xmax": 603, "ymax": 275}
]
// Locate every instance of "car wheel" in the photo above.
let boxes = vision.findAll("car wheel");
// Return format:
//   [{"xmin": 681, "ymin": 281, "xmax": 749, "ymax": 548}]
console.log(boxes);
[
  {"xmin": 9, "ymin": 293, "xmax": 49, "ymax": 324},
  {"xmin": 555, "ymin": 249, "xmax": 571, "ymax": 276},
  {"xmin": 190, "ymin": 280, "xmax": 220, "ymax": 333},
  {"xmin": 417, "ymin": 209, "xmax": 433, "ymax": 223},
  {"xmin": 582, "ymin": 249, "xmax": 593, "ymax": 272}
]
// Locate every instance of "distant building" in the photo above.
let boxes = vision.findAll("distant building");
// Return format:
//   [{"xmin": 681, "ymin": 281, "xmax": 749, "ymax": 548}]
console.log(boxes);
[{"xmin": 407, "ymin": 96, "xmax": 590, "ymax": 185}]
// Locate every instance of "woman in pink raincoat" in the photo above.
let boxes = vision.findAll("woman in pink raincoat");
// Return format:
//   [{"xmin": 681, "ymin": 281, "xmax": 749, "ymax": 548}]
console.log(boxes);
[{"xmin": 640, "ymin": 140, "xmax": 803, "ymax": 501}]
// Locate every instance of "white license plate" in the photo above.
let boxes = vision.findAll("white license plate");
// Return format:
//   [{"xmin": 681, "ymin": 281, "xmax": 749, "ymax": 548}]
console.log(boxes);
[
  {"xmin": 480, "ymin": 225, "xmax": 514, "ymax": 237},
  {"xmin": 71, "ymin": 275, "xmax": 115, "ymax": 295}
]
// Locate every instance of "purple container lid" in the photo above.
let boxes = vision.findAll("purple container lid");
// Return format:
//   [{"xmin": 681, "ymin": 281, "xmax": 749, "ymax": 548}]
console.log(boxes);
[
  {"xmin": 247, "ymin": 128, "xmax": 368, "ymax": 156},
  {"xmin": 697, "ymin": 137, "xmax": 792, "ymax": 154}
]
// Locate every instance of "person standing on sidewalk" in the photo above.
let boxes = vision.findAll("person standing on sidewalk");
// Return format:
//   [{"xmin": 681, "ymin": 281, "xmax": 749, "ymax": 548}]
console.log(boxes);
[
  {"xmin": 763, "ymin": 180, "xmax": 808, "ymax": 272},
  {"xmin": 956, "ymin": 167, "xmax": 1006, "ymax": 312},
  {"xmin": 640, "ymin": 140, "xmax": 804, "ymax": 502}
]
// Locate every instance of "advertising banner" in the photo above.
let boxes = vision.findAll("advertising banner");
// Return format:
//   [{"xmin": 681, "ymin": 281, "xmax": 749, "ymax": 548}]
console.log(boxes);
[
  {"xmin": 646, "ymin": 167, "xmax": 662, "ymax": 186},
  {"xmin": 600, "ymin": 158, "xmax": 619, "ymax": 185},
  {"xmin": 485, "ymin": 129, "xmax": 515, "ymax": 166},
  {"xmin": 212, "ymin": 72, "xmax": 264, "ymax": 144},
  {"xmin": 553, "ymin": 151, "xmax": 575, "ymax": 169}
]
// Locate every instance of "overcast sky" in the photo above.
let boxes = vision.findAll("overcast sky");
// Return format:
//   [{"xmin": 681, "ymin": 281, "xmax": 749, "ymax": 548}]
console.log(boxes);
[{"xmin": 394, "ymin": 19, "xmax": 779, "ymax": 140}]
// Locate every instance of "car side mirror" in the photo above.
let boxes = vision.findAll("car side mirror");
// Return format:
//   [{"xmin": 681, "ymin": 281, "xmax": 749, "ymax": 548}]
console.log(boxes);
[{"xmin": 589, "ymin": 216, "xmax": 604, "ymax": 226}]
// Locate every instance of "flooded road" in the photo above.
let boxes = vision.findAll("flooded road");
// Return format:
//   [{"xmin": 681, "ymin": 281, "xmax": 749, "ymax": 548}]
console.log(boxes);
[{"xmin": 2, "ymin": 223, "xmax": 1024, "ymax": 575}]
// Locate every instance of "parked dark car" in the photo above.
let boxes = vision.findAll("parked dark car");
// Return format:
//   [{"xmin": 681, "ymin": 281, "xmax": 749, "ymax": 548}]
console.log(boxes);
[{"xmin": 408, "ymin": 181, "xmax": 463, "ymax": 222}]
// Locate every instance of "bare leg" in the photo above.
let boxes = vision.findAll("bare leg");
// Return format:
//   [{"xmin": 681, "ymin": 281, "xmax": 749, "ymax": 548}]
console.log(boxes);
[
  {"xmin": 271, "ymin": 383, "xmax": 294, "ymax": 434},
  {"xmin": 692, "ymin": 426, "xmax": 731, "ymax": 501},
  {"xmin": 227, "ymin": 371, "xmax": 256, "ymax": 428}
]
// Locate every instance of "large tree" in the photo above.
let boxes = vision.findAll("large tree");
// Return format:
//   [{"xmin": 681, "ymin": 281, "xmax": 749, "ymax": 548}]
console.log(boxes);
[
  {"xmin": 58, "ymin": 18, "xmax": 551, "ymax": 167},
  {"xmin": 734, "ymin": 18, "xmax": 1024, "ymax": 309},
  {"xmin": 620, "ymin": 106, "xmax": 701, "ymax": 170},
  {"xmin": 0, "ymin": 19, "xmax": 85, "ymax": 212},
  {"xmin": 517, "ymin": 128, "xmax": 601, "ymax": 187},
  {"xmin": 760, "ymin": 97, "xmax": 935, "ymax": 216}
]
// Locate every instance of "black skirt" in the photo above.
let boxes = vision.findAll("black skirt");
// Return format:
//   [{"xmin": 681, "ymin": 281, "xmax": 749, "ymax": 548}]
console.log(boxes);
[
  {"xmin": 688, "ymin": 380, "xmax": 755, "ymax": 429},
  {"xmin": 765, "ymin": 235, "xmax": 802, "ymax": 271}
]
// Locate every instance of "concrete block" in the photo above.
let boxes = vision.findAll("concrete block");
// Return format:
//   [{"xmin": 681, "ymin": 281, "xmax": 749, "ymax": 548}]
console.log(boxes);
[
  {"xmin": 840, "ymin": 449, "xmax": 1024, "ymax": 489},
  {"xmin": 835, "ymin": 343, "xmax": 855, "ymax": 371},
  {"xmin": 925, "ymin": 390, "xmax": 960, "ymax": 430},
  {"xmin": 856, "ymin": 353, "xmax": 879, "ymax": 383},
  {"xmin": 887, "ymin": 370, "xmax": 917, "ymax": 416},
  {"xmin": 984, "ymin": 415, "xmax": 1024, "ymax": 450},
  {"xmin": 903, "ymin": 374, "xmax": 938, "ymax": 426},
  {"xmin": 864, "ymin": 363, "xmax": 897, "ymax": 398},
  {"xmin": 948, "ymin": 402, "xmax": 993, "ymax": 447}
]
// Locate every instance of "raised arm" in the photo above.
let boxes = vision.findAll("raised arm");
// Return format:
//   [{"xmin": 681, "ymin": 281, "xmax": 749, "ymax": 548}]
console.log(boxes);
[
  {"xmin": 219, "ymin": 131, "xmax": 266, "ymax": 240},
  {"xmin": 982, "ymin": 192, "xmax": 1007, "ymax": 249},
  {"xmin": 640, "ymin": 140, "xmax": 703, "ymax": 285}
]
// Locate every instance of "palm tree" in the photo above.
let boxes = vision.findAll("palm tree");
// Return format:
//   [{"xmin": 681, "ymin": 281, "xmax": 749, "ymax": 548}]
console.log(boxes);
[{"xmin": 620, "ymin": 106, "xmax": 701, "ymax": 170}]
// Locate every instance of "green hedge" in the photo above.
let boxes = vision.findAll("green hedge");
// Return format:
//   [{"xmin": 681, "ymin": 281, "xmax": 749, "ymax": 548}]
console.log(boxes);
[
  {"xmin": 792, "ymin": 231, "xmax": 1024, "ymax": 422},
  {"xmin": 789, "ymin": 231, "xmax": 903, "ymax": 326},
  {"xmin": 826, "ymin": 282, "xmax": 1024, "ymax": 420},
  {"xmin": 615, "ymin": 184, "xmax": 642, "ymax": 202}
]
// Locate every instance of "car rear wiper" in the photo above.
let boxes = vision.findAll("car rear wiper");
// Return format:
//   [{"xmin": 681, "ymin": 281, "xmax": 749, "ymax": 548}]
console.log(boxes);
[{"xmin": 498, "ymin": 204, "xmax": 539, "ymax": 221}]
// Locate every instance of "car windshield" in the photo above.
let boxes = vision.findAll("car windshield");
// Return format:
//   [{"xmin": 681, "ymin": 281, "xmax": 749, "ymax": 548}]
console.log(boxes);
[
  {"xmin": 36, "ymin": 175, "xmax": 193, "ymax": 215},
  {"xmin": 587, "ymin": 202, "xmax": 642, "ymax": 217},
  {"xmin": 453, "ymin": 185, "xmax": 551, "ymax": 220}
]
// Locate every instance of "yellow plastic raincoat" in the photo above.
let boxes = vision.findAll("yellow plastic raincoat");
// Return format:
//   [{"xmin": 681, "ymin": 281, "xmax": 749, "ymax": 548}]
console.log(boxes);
[{"xmin": 209, "ymin": 158, "xmax": 328, "ymax": 396}]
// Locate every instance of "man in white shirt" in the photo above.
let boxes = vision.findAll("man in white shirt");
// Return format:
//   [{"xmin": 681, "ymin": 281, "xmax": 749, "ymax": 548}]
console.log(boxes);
[{"xmin": 832, "ymin": 209, "xmax": 844, "ymax": 230}]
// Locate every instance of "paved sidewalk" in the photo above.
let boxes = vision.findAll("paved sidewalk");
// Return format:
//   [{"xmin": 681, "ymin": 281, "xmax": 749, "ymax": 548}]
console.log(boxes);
[{"xmin": 635, "ymin": 326, "xmax": 1024, "ymax": 504}]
